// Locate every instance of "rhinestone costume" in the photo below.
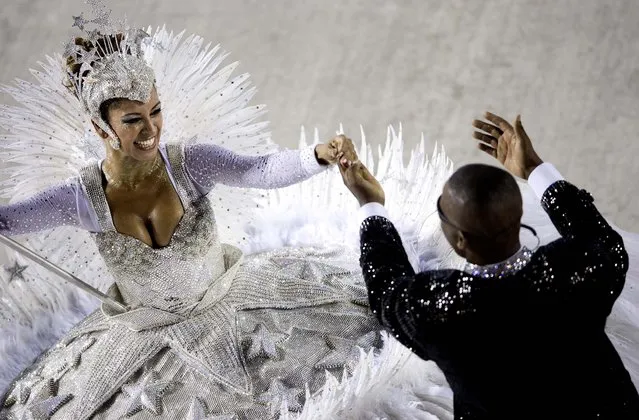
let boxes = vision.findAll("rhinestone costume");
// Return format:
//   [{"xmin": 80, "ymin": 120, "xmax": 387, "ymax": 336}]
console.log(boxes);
[
  {"xmin": 0, "ymin": 144, "xmax": 382, "ymax": 419},
  {"xmin": 359, "ymin": 180, "xmax": 639, "ymax": 419}
]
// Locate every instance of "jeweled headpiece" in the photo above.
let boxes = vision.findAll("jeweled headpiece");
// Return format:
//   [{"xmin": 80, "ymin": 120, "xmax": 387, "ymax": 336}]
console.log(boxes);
[{"xmin": 63, "ymin": 0, "xmax": 156, "ymax": 148}]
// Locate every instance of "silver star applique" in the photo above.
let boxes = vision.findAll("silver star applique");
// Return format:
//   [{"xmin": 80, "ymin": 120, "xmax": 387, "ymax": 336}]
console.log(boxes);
[
  {"xmin": 71, "ymin": 14, "xmax": 86, "ymax": 30},
  {"xmin": 187, "ymin": 398, "xmax": 237, "ymax": 420},
  {"xmin": 3, "ymin": 261, "xmax": 27, "ymax": 283},
  {"xmin": 271, "ymin": 257, "xmax": 351, "ymax": 281},
  {"xmin": 315, "ymin": 331, "xmax": 379, "ymax": 373},
  {"xmin": 4, "ymin": 379, "xmax": 73, "ymax": 420},
  {"xmin": 42, "ymin": 337, "xmax": 96, "ymax": 378},
  {"xmin": 244, "ymin": 324, "xmax": 287, "ymax": 360},
  {"xmin": 75, "ymin": 48, "xmax": 97, "ymax": 66},
  {"xmin": 328, "ymin": 279, "xmax": 369, "ymax": 306},
  {"xmin": 3, "ymin": 373, "xmax": 45, "ymax": 406},
  {"xmin": 85, "ymin": 29, "xmax": 101, "ymax": 41},
  {"xmin": 121, "ymin": 371, "xmax": 179, "ymax": 417},
  {"xmin": 257, "ymin": 379, "xmax": 303, "ymax": 415},
  {"xmin": 85, "ymin": 0, "xmax": 113, "ymax": 27},
  {"xmin": 63, "ymin": 261, "xmax": 345, "ymax": 418},
  {"xmin": 62, "ymin": 41, "xmax": 78, "ymax": 59}
]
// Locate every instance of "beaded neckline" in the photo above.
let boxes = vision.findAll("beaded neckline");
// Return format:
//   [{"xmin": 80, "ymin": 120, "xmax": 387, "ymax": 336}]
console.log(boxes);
[{"xmin": 463, "ymin": 247, "xmax": 533, "ymax": 279}]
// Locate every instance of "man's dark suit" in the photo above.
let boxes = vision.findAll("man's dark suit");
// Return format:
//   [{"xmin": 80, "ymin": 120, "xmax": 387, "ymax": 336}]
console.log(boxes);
[{"xmin": 359, "ymin": 180, "xmax": 639, "ymax": 419}]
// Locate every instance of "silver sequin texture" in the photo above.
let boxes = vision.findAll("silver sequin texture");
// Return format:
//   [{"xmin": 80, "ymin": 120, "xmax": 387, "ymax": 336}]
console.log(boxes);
[
  {"xmin": 0, "ymin": 182, "xmax": 82, "ymax": 236},
  {"xmin": 1, "ymin": 143, "xmax": 380, "ymax": 420},
  {"xmin": 1, "ymin": 378, "xmax": 73, "ymax": 420},
  {"xmin": 79, "ymin": 50, "xmax": 155, "ymax": 140},
  {"xmin": 185, "ymin": 143, "xmax": 324, "ymax": 192},
  {"xmin": 463, "ymin": 247, "xmax": 533, "ymax": 279}
]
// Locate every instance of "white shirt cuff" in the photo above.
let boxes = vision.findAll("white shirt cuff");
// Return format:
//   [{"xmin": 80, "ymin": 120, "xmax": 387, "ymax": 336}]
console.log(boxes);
[
  {"xmin": 528, "ymin": 163, "xmax": 564, "ymax": 199},
  {"xmin": 299, "ymin": 145, "xmax": 327, "ymax": 175},
  {"xmin": 358, "ymin": 202, "xmax": 389, "ymax": 224}
]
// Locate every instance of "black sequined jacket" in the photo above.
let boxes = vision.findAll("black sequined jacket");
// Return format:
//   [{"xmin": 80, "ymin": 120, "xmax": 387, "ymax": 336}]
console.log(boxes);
[{"xmin": 359, "ymin": 180, "xmax": 639, "ymax": 419}]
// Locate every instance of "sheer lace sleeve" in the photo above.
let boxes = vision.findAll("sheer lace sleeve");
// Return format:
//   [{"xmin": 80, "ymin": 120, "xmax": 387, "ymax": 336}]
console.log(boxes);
[
  {"xmin": 0, "ymin": 179, "xmax": 98, "ymax": 236},
  {"xmin": 183, "ymin": 143, "xmax": 327, "ymax": 194}
]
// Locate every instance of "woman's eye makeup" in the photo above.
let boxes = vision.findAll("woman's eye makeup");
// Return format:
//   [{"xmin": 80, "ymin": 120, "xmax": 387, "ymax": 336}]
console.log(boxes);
[{"xmin": 121, "ymin": 108, "xmax": 161, "ymax": 124}]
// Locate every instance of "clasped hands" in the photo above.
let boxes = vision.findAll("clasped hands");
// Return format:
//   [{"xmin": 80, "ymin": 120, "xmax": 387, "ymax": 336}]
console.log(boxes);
[
  {"xmin": 314, "ymin": 134, "xmax": 385, "ymax": 207},
  {"xmin": 334, "ymin": 111, "xmax": 544, "ymax": 207}
]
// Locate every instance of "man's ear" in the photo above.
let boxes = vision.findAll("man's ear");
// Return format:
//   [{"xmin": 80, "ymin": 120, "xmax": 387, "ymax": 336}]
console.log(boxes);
[{"xmin": 456, "ymin": 231, "xmax": 467, "ymax": 253}]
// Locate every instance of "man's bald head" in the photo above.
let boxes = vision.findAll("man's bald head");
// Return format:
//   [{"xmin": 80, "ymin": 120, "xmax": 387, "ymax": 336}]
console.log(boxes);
[{"xmin": 439, "ymin": 164, "xmax": 523, "ymax": 262}]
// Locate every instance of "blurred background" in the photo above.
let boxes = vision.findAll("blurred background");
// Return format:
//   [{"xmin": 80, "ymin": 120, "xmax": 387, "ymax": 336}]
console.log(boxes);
[{"xmin": 0, "ymin": 0, "xmax": 637, "ymax": 237}]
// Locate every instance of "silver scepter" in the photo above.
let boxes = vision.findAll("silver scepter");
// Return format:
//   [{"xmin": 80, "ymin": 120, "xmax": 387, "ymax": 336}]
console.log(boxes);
[{"xmin": 0, "ymin": 233, "xmax": 129, "ymax": 312}]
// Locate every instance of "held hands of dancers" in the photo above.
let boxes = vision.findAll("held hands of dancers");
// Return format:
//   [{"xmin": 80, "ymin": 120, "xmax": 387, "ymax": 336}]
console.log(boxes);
[
  {"xmin": 472, "ymin": 112, "xmax": 544, "ymax": 180},
  {"xmin": 336, "ymin": 136, "xmax": 386, "ymax": 207},
  {"xmin": 315, "ymin": 134, "xmax": 358, "ymax": 165},
  {"xmin": 337, "ymin": 111, "xmax": 544, "ymax": 206}
]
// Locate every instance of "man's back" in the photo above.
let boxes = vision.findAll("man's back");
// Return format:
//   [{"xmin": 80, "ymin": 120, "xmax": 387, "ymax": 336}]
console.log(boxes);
[
  {"xmin": 430, "ymin": 266, "xmax": 638, "ymax": 418},
  {"xmin": 340, "ymin": 112, "xmax": 639, "ymax": 418},
  {"xmin": 358, "ymin": 178, "xmax": 639, "ymax": 418}
]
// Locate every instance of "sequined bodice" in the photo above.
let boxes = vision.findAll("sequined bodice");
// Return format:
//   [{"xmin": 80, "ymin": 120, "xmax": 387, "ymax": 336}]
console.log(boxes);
[{"xmin": 80, "ymin": 144, "xmax": 226, "ymax": 315}]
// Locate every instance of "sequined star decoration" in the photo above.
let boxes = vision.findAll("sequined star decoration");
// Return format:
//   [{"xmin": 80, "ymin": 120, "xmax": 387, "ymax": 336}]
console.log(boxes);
[
  {"xmin": 63, "ymin": 0, "xmax": 124, "ymax": 65},
  {"xmin": 315, "ymin": 332, "xmax": 379, "ymax": 373},
  {"xmin": 3, "ymin": 261, "xmax": 27, "ymax": 283},
  {"xmin": 271, "ymin": 257, "xmax": 351, "ymax": 281},
  {"xmin": 257, "ymin": 379, "xmax": 303, "ymax": 415},
  {"xmin": 41, "ymin": 336, "xmax": 96, "ymax": 378},
  {"xmin": 3, "ymin": 373, "xmax": 45, "ymax": 407},
  {"xmin": 324, "ymin": 276, "xmax": 369, "ymax": 306},
  {"xmin": 86, "ymin": 0, "xmax": 113, "ymax": 27},
  {"xmin": 280, "ymin": 257, "xmax": 369, "ymax": 306},
  {"xmin": 71, "ymin": 14, "xmax": 87, "ymax": 30},
  {"xmin": 75, "ymin": 48, "xmax": 99, "ymax": 67},
  {"xmin": 2, "ymin": 379, "xmax": 73, "ymax": 420},
  {"xmin": 243, "ymin": 324, "xmax": 287, "ymax": 360},
  {"xmin": 85, "ymin": 28, "xmax": 101, "ymax": 41},
  {"xmin": 121, "ymin": 370, "xmax": 180, "ymax": 416},
  {"xmin": 187, "ymin": 398, "xmax": 237, "ymax": 420},
  {"xmin": 65, "ymin": 0, "xmax": 116, "ymax": 65},
  {"xmin": 70, "ymin": 0, "xmax": 114, "ymax": 31}
]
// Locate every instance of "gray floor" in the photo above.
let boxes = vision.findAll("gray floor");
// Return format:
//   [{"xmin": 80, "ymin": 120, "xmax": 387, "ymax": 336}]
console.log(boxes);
[{"xmin": 1, "ymin": 0, "xmax": 638, "ymax": 231}]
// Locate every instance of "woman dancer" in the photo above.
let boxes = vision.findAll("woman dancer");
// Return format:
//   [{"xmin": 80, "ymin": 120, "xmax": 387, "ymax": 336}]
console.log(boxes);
[{"xmin": 0, "ymin": 17, "xmax": 389, "ymax": 420}]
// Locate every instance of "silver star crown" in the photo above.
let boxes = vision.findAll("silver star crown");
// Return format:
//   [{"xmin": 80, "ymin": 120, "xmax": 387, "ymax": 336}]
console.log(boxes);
[{"xmin": 63, "ymin": 0, "xmax": 155, "ymax": 142}]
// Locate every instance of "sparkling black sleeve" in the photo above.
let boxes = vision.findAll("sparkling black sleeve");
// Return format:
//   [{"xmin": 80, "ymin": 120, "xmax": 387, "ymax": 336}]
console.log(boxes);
[
  {"xmin": 540, "ymin": 180, "xmax": 628, "ymax": 298},
  {"xmin": 541, "ymin": 180, "xmax": 623, "ymax": 245},
  {"xmin": 359, "ymin": 216, "xmax": 469, "ymax": 359},
  {"xmin": 359, "ymin": 179, "xmax": 630, "ymax": 359}
]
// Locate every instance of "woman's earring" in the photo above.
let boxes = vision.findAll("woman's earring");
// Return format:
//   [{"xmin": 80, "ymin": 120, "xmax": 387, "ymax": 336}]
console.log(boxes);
[
  {"xmin": 95, "ymin": 120, "xmax": 121, "ymax": 150},
  {"xmin": 109, "ymin": 137, "xmax": 121, "ymax": 150}
]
